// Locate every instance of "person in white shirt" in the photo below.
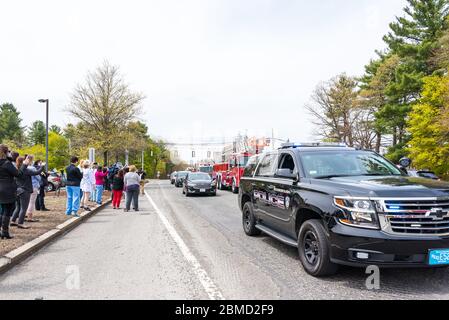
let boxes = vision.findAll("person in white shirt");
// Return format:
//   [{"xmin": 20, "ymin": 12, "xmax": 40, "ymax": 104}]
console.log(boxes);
[{"xmin": 80, "ymin": 160, "xmax": 95, "ymax": 211}]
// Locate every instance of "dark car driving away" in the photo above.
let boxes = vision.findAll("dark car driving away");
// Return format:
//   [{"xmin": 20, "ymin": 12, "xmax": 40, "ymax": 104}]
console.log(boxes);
[
  {"xmin": 183, "ymin": 172, "xmax": 217, "ymax": 196},
  {"xmin": 239, "ymin": 143, "xmax": 449, "ymax": 277}
]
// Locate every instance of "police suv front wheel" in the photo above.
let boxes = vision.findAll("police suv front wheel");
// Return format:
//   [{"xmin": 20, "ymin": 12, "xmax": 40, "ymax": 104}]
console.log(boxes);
[{"xmin": 298, "ymin": 220, "xmax": 338, "ymax": 277}]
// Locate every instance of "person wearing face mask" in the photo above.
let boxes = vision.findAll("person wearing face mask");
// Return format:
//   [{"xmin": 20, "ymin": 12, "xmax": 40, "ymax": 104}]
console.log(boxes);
[
  {"xmin": 65, "ymin": 156, "xmax": 83, "ymax": 217},
  {"xmin": 10, "ymin": 156, "xmax": 45, "ymax": 229},
  {"xmin": 26, "ymin": 158, "xmax": 45, "ymax": 223},
  {"xmin": 0, "ymin": 145, "xmax": 29, "ymax": 239},
  {"xmin": 35, "ymin": 165, "xmax": 49, "ymax": 212}
]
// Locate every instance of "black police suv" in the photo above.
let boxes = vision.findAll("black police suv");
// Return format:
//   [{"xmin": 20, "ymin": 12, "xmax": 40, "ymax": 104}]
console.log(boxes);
[
  {"xmin": 238, "ymin": 143, "xmax": 449, "ymax": 277},
  {"xmin": 182, "ymin": 172, "xmax": 217, "ymax": 196}
]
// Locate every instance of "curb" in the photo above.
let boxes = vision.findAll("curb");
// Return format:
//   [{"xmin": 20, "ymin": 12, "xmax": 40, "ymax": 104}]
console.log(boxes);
[{"xmin": 0, "ymin": 200, "xmax": 111, "ymax": 275}]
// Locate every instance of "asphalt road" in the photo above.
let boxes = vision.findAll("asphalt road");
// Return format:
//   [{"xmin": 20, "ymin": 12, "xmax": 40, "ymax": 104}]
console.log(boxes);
[{"xmin": 1, "ymin": 180, "xmax": 449, "ymax": 300}]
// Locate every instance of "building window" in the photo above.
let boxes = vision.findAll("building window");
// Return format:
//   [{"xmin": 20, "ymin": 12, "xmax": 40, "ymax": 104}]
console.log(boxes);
[
  {"xmin": 192, "ymin": 151, "xmax": 196, "ymax": 158},
  {"xmin": 207, "ymin": 151, "xmax": 211, "ymax": 158}
]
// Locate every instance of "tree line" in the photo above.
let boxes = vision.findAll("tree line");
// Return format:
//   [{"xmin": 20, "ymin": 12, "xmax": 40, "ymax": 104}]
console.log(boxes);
[
  {"xmin": 0, "ymin": 61, "xmax": 174, "ymax": 178},
  {"xmin": 306, "ymin": 0, "xmax": 449, "ymax": 178}
]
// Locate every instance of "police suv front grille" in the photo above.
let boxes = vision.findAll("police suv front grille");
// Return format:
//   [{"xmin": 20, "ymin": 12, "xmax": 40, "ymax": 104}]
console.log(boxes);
[
  {"xmin": 379, "ymin": 198, "xmax": 449, "ymax": 236},
  {"xmin": 384, "ymin": 200, "xmax": 449, "ymax": 211},
  {"xmin": 388, "ymin": 217, "xmax": 449, "ymax": 235}
]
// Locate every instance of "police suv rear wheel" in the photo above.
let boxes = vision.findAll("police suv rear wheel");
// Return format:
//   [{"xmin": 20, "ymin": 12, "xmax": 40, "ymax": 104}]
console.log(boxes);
[
  {"xmin": 298, "ymin": 220, "xmax": 338, "ymax": 277},
  {"xmin": 242, "ymin": 202, "xmax": 261, "ymax": 236}
]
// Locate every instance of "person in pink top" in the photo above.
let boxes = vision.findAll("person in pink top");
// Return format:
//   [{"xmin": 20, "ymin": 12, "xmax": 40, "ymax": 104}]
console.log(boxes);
[{"xmin": 95, "ymin": 166, "xmax": 108, "ymax": 204}]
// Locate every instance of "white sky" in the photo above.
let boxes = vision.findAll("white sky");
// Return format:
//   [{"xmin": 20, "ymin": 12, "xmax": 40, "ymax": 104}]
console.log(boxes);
[{"xmin": 0, "ymin": 0, "xmax": 407, "ymax": 144}]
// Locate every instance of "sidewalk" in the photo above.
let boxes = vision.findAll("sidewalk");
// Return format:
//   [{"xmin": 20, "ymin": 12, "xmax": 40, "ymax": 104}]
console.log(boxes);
[
  {"xmin": 0, "ymin": 193, "xmax": 207, "ymax": 300},
  {"xmin": 0, "ymin": 191, "xmax": 111, "ymax": 257}
]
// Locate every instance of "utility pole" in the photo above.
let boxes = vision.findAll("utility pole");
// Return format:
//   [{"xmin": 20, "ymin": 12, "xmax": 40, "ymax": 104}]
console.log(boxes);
[
  {"xmin": 38, "ymin": 99, "xmax": 49, "ymax": 172},
  {"xmin": 125, "ymin": 149, "xmax": 129, "ymax": 166},
  {"xmin": 89, "ymin": 148, "xmax": 95, "ymax": 164}
]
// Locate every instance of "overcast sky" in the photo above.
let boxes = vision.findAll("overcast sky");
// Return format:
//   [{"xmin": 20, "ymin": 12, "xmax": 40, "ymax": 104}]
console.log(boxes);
[{"xmin": 0, "ymin": 0, "xmax": 407, "ymax": 144}]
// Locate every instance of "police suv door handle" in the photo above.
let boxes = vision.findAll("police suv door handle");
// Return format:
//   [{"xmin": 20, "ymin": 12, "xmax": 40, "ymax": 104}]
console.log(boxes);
[{"xmin": 267, "ymin": 185, "xmax": 275, "ymax": 191}]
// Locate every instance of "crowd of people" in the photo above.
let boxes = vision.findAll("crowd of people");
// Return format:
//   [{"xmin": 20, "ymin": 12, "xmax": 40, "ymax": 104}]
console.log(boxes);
[
  {"xmin": 0, "ymin": 145, "xmax": 49, "ymax": 239},
  {"xmin": 0, "ymin": 143, "xmax": 147, "ymax": 241},
  {"xmin": 65, "ymin": 157, "xmax": 147, "ymax": 216}
]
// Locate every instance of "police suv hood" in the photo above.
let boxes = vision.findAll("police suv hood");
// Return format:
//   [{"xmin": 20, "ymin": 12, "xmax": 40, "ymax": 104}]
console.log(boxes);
[{"xmin": 311, "ymin": 175, "xmax": 449, "ymax": 198}]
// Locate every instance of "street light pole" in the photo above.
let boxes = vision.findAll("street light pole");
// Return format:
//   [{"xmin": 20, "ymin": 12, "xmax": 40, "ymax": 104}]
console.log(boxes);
[{"xmin": 38, "ymin": 99, "xmax": 49, "ymax": 172}]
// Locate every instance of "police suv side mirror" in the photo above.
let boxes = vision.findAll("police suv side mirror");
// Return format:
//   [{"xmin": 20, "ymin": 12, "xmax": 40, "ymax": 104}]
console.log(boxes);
[{"xmin": 275, "ymin": 169, "xmax": 298, "ymax": 181}]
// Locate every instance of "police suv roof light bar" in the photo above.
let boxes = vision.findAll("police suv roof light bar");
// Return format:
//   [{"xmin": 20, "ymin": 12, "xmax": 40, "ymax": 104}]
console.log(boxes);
[{"xmin": 279, "ymin": 142, "xmax": 349, "ymax": 149}]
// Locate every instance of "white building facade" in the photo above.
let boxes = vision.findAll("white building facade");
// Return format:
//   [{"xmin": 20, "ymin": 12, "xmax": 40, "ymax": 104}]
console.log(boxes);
[{"xmin": 168, "ymin": 143, "xmax": 226, "ymax": 166}]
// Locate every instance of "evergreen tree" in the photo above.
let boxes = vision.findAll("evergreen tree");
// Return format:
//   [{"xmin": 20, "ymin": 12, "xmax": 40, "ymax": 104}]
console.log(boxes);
[
  {"xmin": 27, "ymin": 120, "xmax": 46, "ymax": 146},
  {"xmin": 50, "ymin": 125, "xmax": 62, "ymax": 135},
  {"xmin": 385, "ymin": 1, "xmax": 449, "ymax": 113},
  {"xmin": 0, "ymin": 103, "xmax": 25, "ymax": 144},
  {"xmin": 381, "ymin": 0, "xmax": 449, "ymax": 158},
  {"xmin": 360, "ymin": 54, "xmax": 401, "ymax": 152},
  {"xmin": 384, "ymin": 0, "xmax": 449, "ymax": 51}
]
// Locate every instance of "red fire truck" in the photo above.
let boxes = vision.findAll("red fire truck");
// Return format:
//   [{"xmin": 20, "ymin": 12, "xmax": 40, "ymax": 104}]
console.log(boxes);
[
  {"xmin": 196, "ymin": 161, "xmax": 214, "ymax": 175},
  {"xmin": 213, "ymin": 152, "xmax": 252, "ymax": 194}
]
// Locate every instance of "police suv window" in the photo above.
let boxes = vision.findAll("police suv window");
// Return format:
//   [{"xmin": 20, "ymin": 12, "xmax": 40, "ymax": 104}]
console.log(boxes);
[
  {"xmin": 243, "ymin": 155, "xmax": 259, "ymax": 177},
  {"xmin": 255, "ymin": 153, "xmax": 278, "ymax": 177},
  {"xmin": 278, "ymin": 153, "xmax": 296, "ymax": 174}
]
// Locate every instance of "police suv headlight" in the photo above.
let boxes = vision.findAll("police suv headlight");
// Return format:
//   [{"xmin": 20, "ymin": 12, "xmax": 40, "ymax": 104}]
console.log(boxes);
[{"xmin": 334, "ymin": 197, "xmax": 380, "ymax": 230}]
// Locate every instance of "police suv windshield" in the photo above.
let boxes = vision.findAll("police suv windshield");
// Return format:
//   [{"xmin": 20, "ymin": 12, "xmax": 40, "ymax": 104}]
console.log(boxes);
[{"xmin": 299, "ymin": 151, "xmax": 403, "ymax": 179}]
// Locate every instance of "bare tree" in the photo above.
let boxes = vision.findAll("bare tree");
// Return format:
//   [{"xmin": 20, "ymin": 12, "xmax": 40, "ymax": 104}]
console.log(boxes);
[
  {"xmin": 352, "ymin": 108, "xmax": 378, "ymax": 150},
  {"xmin": 67, "ymin": 61, "xmax": 145, "ymax": 163},
  {"xmin": 305, "ymin": 74, "xmax": 362, "ymax": 147}
]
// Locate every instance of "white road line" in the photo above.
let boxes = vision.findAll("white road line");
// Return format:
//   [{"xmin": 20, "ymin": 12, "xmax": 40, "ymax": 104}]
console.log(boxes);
[{"xmin": 144, "ymin": 190, "xmax": 225, "ymax": 300}]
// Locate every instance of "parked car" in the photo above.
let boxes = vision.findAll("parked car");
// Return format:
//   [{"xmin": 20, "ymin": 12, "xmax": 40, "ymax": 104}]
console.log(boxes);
[
  {"xmin": 182, "ymin": 172, "xmax": 217, "ymax": 197},
  {"xmin": 239, "ymin": 142, "xmax": 449, "ymax": 277},
  {"xmin": 170, "ymin": 171, "xmax": 178, "ymax": 185},
  {"xmin": 408, "ymin": 170, "xmax": 440, "ymax": 180},
  {"xmin": 175, "ymin": 171, "xmax": 189, "ymax": 187},
  {"xmin": 47, "ymin": 172, "xmax": 65, "ymax": 192}
]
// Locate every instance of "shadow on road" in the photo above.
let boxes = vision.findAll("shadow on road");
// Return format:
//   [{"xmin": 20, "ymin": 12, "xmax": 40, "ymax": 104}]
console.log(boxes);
[{"xmin": 259, "ymin": 233, "xmax": 449, "ymax": 298}]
